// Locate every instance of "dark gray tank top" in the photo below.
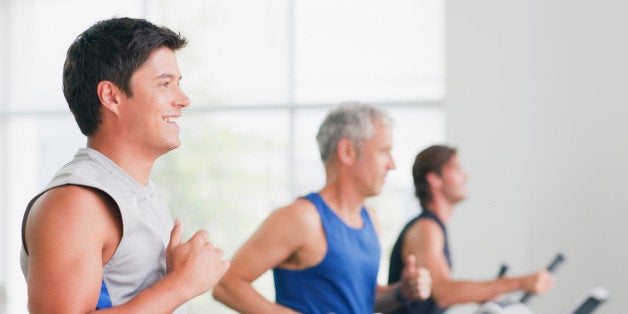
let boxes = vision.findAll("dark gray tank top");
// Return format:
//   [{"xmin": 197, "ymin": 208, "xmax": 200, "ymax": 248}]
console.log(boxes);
[{"xmin": 388, "ymin": 209, "xmax": 451, "ymax": 314}]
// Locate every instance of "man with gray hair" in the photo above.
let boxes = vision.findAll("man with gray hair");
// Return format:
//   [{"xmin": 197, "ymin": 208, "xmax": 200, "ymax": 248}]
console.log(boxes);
[{"xmin": 214, "ymin": 102, "xmax": 431, "ymax": 313}]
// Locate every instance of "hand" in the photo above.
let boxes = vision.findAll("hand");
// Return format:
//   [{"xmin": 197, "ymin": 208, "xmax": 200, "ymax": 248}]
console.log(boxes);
[
  {"xmin": 400, "ymin": 254, "xmax": 432, "ymax": 301},
  {"xmin": 166, "ymin": 218, "xmax": 230, "ymax": 298},
  {"xmin": 521, "ymin": 270, "xmax": 554, "ymax": 295}
]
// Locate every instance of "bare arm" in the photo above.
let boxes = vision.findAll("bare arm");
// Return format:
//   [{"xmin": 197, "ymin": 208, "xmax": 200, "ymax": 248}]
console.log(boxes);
[
  {"xmin": 402, "ymin": 219, "xmax": 554, "ymax": 308},
  {"xmin": 213, "ymin": 200, "xmax": 318, "ymax": 314},
  {"xmin": 375, "ymin": 265, "xmax": 432, "ymax": 313},
  {"xmin": 25, "ymin": 186, "xmax": 228, "ymax": 314}
]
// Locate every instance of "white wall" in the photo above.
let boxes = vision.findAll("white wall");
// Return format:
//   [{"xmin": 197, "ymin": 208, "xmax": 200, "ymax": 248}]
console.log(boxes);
[
  {"xmin": 446, "ymin": 0, "xmax": 627, "ymax": 313},
  {"xmin": 1, "ymin": 2, "xmax": 8, "ymax": 312}
]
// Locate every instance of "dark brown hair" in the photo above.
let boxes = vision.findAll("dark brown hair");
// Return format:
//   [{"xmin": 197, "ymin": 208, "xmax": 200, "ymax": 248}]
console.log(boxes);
[
  {"xmin": 63, "ymin": 17, "xmax": 187, "ymax": 135},
  {"xmin": 412, "ymin": 145, "xmax": 457, "ymax": 208}
]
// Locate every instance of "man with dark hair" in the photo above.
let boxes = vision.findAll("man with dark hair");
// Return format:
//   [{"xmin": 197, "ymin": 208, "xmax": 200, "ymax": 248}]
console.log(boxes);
[
  {"xmin": 20, "ymin": 17, "xmax": 228, "ymax": 313},
  {"xmin": 388, "ymin": 145, "xmax": 554, "ymax": 314},
  {"xmin": 213, "ymin": 102, "xmax": 431, "ymax": 314}
]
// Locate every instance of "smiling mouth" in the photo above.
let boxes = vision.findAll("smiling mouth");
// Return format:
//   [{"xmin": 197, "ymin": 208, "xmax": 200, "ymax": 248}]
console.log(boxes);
[{"xmin": 163, "ymin": 116, "xmax": 179, "ymax": 125}]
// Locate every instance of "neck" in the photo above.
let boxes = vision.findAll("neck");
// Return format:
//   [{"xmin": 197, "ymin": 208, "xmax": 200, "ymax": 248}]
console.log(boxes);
[
  {"xmin": 319, "ymin": 164, "xmax": 368, "ymax": 217},
  {"xmin": 424, "ymin": 196, "xmax": 455, "ymax": 223},
  {"xmin": 87, "ymin": 137, "xmax": 156, "ymax": 186},
  {"xmin": 318, "ymin": 182, "xmax": 367, "ymax": 229},
  {"xmin": 319, "ymin": 183, "xmax": 365, "ymax": 215}
]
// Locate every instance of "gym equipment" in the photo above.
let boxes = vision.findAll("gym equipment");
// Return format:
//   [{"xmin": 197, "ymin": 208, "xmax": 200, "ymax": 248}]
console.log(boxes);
[
  {"xmin": 475, "ymin": 253, "xmax": 566, "ymax": 314},
  {"xmin": 565, "ymin": 287, "xmax": 610, "ymax": 314},
  {"xmin": 475, "ymin": 253, "xmax": 610, "ymax": 314},
  {"xmin": 519, "ymin": 253, "xmax": 565, "ymax": 304}
]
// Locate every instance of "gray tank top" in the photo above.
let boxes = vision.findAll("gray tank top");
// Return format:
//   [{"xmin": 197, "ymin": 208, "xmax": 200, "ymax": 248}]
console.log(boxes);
[{"xmin": 20, "ymin": 148, "xmax": 186, "ymax": 313}]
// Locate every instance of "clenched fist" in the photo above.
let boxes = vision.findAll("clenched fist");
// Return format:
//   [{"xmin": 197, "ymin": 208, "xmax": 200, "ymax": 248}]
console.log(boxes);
[
  {"xmin": 400, "ymin": 254, "xmax": 432, "ymax": 301},
  {"xmin": 166, "ymin": 218, "xmax": 230, "ymax": 298}
]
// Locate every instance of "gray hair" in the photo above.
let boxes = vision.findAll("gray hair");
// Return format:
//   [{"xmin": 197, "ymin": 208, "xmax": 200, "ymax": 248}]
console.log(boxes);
[{"xmin": 316, "ymin": 102, "xmax": 394, "ymax": 163}]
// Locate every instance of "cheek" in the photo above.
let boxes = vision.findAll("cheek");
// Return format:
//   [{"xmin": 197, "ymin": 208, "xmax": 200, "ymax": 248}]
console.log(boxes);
[
  {"xmin": 378, "ymin": 153, "xmax": 389, "ymax": 165},
  {"xmin": 458, "ymin": 173, "xmax": 467, "ymax": 183}
]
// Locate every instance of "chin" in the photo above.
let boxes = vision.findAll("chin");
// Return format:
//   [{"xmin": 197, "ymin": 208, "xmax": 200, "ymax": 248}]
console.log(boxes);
[
  {"xmin": 168, "ymin": 138, "xmax": 182, "ymax": 149},
  {"xmin": 158, "ymin": 143, "xmax": 179, "ymax": 156},
  {"xmin": 368, "ymin": 187, "xmax": 383, "ymax": 197}
]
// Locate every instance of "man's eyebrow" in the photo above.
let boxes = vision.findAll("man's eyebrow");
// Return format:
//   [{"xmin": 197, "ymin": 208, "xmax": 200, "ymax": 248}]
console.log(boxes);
[{"xmin": 156, "ymin": 73, "xmax": 182, "ymax": 80}]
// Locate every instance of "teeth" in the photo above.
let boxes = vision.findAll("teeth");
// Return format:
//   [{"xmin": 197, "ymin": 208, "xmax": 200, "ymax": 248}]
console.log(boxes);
[{"xmin": 163, "ymin": 116, "xmax": 178, "ymax": 124}]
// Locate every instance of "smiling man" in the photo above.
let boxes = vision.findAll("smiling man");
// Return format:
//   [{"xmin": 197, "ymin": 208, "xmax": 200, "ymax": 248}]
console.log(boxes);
[{"xmin": 20, "ymin": 17, "xmax": 228, "ymax": 313}]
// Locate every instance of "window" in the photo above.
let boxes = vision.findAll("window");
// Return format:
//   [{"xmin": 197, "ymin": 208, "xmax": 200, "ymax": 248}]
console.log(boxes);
[{"xmin": 0, "ymin": 1, "xmax": 444, "ymax": 313}]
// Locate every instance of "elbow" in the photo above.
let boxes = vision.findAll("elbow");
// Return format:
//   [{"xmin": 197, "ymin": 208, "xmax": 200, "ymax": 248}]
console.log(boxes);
[
  {"xmin": 431, "ymin": 287, "xmax": 455, "ymax": 308},
  {"xmin": 212, "ymin": 276, "xmax": 231, "ymax": 303},
  {"xmin": 433, "ymin": 295, "xmax": 453, "ymax": 308},
  {"xmin": 436, "ymin": 299, "xmax": 453, "ymax": 309},
  {"xmin": 212, "ymin": 273, "xmax": 248, "ymax": 305}
]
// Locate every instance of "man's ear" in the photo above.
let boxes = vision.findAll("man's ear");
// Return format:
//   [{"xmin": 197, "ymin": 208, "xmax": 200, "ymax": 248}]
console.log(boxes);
[
  {"xmin": 426, "ymin": 171, "xmax": 442, "ymax": 189},
  {"xmin": 336, "ymin": 138, "xmax": 357, "ymax": 165},
  {"xmin": 97, "ymin": 80, "xmax": 122, "ymax": 115}
]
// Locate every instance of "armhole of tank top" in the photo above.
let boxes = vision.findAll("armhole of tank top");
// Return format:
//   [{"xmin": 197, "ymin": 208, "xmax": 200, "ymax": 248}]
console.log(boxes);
[
  {"xmin": 304, "ymin": 193, "xmax": 327, "ymax": 229},
  {"xmin": 21, "ymin": 184, "xmax": 124, "ymax": 255},
  {"xmin": 303, "ymin": 194, "xmax": 331, "ymax": 268},
  {"xmin": 21, "ymin": 188, "xmax": 52, "ymax": 255}
]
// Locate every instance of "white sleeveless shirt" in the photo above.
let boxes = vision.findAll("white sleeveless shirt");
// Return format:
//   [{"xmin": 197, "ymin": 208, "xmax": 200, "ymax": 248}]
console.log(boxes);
[{"xmin": 20, "ymin": 148, "xmax": 186, "ymax": 313}]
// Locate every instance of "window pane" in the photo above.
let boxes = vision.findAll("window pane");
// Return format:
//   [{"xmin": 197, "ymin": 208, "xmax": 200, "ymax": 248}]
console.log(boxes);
[
  {"xmin": 294, "ymin": 0, "xmax": 445, "ymax": 103},
  {"xmin": 293, "ymin": 109, "xmax": 327, "ymax": 196},
  {"xmin": 147, "ymin": 0, "xmax": 290, "ymax": 106},
  {"xmin": 6, "ymin": 0, "xmax": 145, "ymax": 111},
  {"xmin": 2, "ymin": 1, "xmax": 445, "ymax": 313},
  {"xmin": 376, "ymin": 107, "xmax": 446, "ymax": 282},
  {"xmin": 3, "ymin": 114, "xmax": 85, "ymax": 314},
  {"xmin": 152, "ymin": 111, "xmax": 290, "ymax": 311}
]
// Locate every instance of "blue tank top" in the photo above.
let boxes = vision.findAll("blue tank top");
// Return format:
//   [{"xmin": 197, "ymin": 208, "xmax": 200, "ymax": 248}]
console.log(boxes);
[
  {"xmin": 273, "ymin": 192, "xmax": 380, "ymax": 314},
  {"xmin": 388, "ymin": 209, "xmax": 451, "ymax": 314}
]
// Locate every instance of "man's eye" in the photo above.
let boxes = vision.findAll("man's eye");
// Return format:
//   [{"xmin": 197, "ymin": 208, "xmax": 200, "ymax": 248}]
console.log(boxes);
[{"xmin": 161, "ymin": 82, "xmax": 169, "ymax": 87}]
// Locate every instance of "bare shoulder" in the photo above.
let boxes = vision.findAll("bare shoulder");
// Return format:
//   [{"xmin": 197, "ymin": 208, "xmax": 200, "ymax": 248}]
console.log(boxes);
[
  {"xmin": 284, "ymin": 197, "xmax": 319, "ymax": 219},
  {"xmin": 26, "ymin": 185, "xmax": 121, "ymax": 254},
  {"xmin": 406, "ymin": 216, "xmax": 442, "ymax": 237},
  {"xmin": 229, "ymin": 197, "xmax": 322, "ymax": 274},
  {"xmin": 403, "ymin": 217, "xmax": 444, "ymax": 254},
  {"xmin": 265, "ymin": 197, "xmax": 320, "ymax": 233},
  {"xmin": 28, "ymin": 185, "xmax": 118, "ymax": 226}
]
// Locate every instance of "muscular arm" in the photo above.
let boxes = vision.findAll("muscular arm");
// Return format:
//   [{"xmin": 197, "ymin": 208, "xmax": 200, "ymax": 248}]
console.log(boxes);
[
  {"xmin": 26, "ymin": 186, "xmax": 123, "ymax": 313},
  {"xmin": 402, "ymin": 219, "xmax": 552, "ymax": 308},
  {"xmin": 213, "ymin": 199, "xmax": 318, "ymax": 314},
  {"xmin": 25, "ymin": 185, "xmax": 227, "ymax": 314}
]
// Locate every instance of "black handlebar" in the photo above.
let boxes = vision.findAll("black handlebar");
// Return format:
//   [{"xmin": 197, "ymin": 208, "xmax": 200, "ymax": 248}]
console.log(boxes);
[{"xmin": 520, "ymin": 253, "xmax": 566, "ymax": 304}]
